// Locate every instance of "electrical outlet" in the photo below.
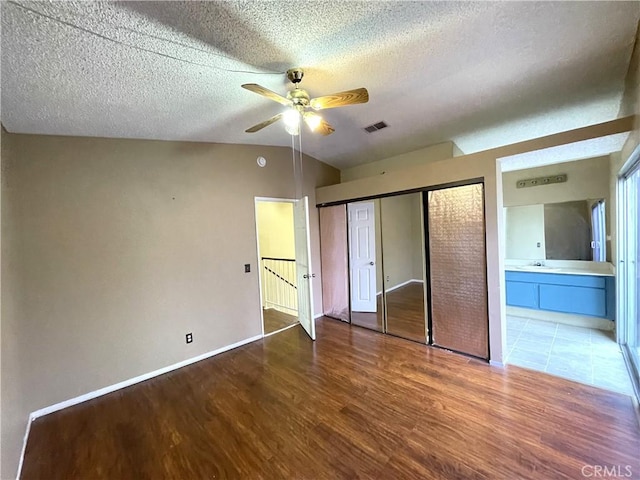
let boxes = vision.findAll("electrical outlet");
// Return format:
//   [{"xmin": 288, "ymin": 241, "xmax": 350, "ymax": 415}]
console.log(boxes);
[
  {"xmin": 186, "ymin": 333, "xmax": 193, "ymax": 344},
  {"xmin": 245, "ymin": 263, "xmax": 251, "ymax": 273}
]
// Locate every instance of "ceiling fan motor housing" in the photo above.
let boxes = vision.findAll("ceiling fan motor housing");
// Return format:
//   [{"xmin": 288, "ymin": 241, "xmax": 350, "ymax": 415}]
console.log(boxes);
[
  {"xmin": 287, "ymin": 88, "xmax": 310, "ymax": 107},
  {"xmin": 286, "ymin": 68, "xmax": 304, "ymax": 84}
]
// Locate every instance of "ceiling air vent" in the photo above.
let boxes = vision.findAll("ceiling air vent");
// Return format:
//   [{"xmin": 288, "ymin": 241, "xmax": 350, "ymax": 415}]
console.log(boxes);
[{"xmin": 364, "ymin": 121, "xmax": 388, "ymax": 133}]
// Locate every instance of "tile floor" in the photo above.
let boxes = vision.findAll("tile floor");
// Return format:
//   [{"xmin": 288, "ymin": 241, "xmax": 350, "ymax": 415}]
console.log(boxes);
[{"xmin": 506, "ymin": 315, "xmax": 636, "ymax": 396}]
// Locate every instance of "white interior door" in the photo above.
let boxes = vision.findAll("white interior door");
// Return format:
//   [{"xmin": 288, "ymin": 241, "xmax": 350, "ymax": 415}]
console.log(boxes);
[
  {"xmin": 348, "ymin": 201, "xmax": 377, "ymax": 312},
  {"xmin": 294, "ymin": 196, "xmax": 315, "ymax": 340}
]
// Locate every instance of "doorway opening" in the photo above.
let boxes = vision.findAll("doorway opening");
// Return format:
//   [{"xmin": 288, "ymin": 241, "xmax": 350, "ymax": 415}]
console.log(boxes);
[
  {"xmin": 501, "ymin": 152, "xmax": 635, "ymax": 397},
  {"xmin": 255, "ymin": 198, "xmax": 300, "ymax": 336}
]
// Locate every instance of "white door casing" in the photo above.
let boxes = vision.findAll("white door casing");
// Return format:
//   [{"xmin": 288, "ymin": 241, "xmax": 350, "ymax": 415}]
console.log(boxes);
[{"xmin": 348, "ymin": 201, "xmax": 377, "ymax": 313}]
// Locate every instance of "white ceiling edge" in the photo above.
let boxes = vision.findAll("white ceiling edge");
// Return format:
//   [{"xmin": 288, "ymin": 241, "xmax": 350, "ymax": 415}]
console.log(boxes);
[
  {"xmin": 498, "ymin": 132, "xmax": 629, "ymax": 172},
  {"xmin": 454, "ymin": 94, "xmax": 624, "ymax": 157}
]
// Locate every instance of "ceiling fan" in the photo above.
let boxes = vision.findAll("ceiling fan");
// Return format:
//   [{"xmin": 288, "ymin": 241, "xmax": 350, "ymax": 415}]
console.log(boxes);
[{"xmin": 242, "ymin": 68, "xmax": 369, "ymax": 136}]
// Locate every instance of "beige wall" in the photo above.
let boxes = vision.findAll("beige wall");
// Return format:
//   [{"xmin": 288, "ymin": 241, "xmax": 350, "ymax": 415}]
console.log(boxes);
[
  {"xmin": 611, "ymin": 22, "xmax": 640, "ymax": 263},
  {"xmin": 380, "ymin": 194, "xmax": 417, "ymax": 290},
  {"xmin": 502, "ymin": 156, "xmax": 610, "ymax": 207},
  {"xmin": 341, "ymin": 141, "xmax": 460, "ymax": 182},
  {"xmin": 256, "ymin": 201, "xmax": 295, "ymax": 260},
  {"xmin": 0, "ymin": 131, "xmax": 339, "ymax": 479}
]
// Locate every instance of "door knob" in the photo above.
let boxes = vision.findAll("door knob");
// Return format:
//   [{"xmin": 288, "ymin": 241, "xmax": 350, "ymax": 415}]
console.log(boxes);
[{"xmin": 369, "ymin": 262, "xmax": 375, "ymax": 265}]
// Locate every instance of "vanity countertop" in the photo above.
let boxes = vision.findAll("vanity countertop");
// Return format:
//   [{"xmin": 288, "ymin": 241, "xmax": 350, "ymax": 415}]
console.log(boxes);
[{"xmin": 504, "ymin": 262, "xmax": 615, "ymax": 277}]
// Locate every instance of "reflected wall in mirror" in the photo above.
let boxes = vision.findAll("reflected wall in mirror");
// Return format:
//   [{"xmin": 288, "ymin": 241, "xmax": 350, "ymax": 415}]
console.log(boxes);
[
  {"xmin": 381, "ymin": 193, "xmax": 427, "ymax": 342},
  {"xmin": 319, "ymin": 205, "xmax": 350, "ymax": 322},
  {"xmin": 505, "ymin": 199, "xmax": 607, "ymax": 261},
  {"xmin": 347, "ymin": 200, "xmax": 383, "ymax": 332}
]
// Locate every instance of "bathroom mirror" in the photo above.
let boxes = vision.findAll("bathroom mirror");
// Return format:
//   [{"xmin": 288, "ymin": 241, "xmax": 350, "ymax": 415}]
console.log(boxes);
[
  {"xmin": 505, "ymin": 199, "xmax": 607, "ymax": 261},
  {"xmin": 381, "ymin": 193, "xmax": 427, "ymax": 342}
]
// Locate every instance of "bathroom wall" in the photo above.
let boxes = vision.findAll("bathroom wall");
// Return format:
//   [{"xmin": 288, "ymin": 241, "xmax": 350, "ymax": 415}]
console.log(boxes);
[
  {"xmin": 503, "ymin": 155, "xmax": 610, "ymax": 207},
  {"xmin": 503, "ymin": 155, "xmax": 610, "ymax": 261}
]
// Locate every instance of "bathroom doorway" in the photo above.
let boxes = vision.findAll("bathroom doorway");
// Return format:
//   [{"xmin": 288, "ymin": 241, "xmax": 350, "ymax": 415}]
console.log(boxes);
[{"xmin": 501, "ymin": 155, "xmax": 635, "ymax": 396}]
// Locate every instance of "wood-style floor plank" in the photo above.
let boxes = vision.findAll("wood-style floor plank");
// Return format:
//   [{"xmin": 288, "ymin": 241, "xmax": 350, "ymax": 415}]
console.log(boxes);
[
  {"xmin": 262, "ymin": 308, "xmax": 298, "ymax": 334},
  {"xmin": 386, "ymin": 282, "xmax": 426, "ymax": 342},
  {"xmin": 21, "ymin": 318, "xmax": 640, "ymax": 480}
]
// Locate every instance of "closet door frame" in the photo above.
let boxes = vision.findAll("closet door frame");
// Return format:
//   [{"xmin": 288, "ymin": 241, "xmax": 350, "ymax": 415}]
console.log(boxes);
[{"xmin": 319, "ymin": 177, "xmax": 490, "ymax": 361}]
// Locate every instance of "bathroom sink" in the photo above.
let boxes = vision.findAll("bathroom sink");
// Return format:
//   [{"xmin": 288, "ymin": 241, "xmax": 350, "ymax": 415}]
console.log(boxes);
[{"xmin": 513, "ymin": 266, "xmax": 562, "ymax": 272}]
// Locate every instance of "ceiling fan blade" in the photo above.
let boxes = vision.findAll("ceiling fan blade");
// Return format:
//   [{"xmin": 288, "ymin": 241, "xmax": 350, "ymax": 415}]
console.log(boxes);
[
  {"xmin": 309, "ymin": 87, "xmax": 369, "ymax": 110},
  {"xmin": 241, "ymin": 83, "xmax": 292, "ymax": 106},
  {"xmin": 245, "ymin": 113, "xmax": 284, "ymax": 133},
  {"xmin": 303, "ymin": 112, "xmax": 335, "ymax": 136}
]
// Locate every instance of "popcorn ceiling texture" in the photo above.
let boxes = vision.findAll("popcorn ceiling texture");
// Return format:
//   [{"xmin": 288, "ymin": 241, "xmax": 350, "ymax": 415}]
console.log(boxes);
[{"xmin": 1, "ymin": 1, "xmax": 639, "ymax": 169}]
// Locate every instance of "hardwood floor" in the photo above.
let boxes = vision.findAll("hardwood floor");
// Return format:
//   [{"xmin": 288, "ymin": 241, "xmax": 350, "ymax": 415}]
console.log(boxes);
[
  {"xmin": 263, "ymin": 308, "xmax": 298, "ymax": 334},
  {"xmin": 350, "ymin": 283, "xmax": 426, "ymax": 343},
  {"xmin": 386, "ymin": 282, "xmax": 426, "ymax": 342},
  {"xmin": 22, "ymin": 318, "xmax": 640, "ymax": 479},
  {"xmin": 350, "ymin": 294, "xmax": 384, "ymax": 332}
]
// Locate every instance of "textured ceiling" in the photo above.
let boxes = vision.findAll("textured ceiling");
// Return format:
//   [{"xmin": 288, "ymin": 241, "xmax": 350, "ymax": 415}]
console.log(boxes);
[{"xmin": 1, "ymin": 1, "xmax": 639, "ymax": 170}]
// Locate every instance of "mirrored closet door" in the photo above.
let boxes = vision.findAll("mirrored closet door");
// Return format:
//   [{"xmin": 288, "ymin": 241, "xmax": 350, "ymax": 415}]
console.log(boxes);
[
  {"xmin": 381, "ymin": 193, "xmax": 427, "ymax": 342},
  {"xmin": 347, "ymin": 200, "xmax": 384, "ymax": 332},
  {"xmin": 318, "ymin": 181, "xmax": 489, "ymax": 359}
]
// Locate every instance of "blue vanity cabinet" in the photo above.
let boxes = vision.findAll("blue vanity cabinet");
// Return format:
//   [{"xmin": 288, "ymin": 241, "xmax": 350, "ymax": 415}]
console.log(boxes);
[
  {"xmin": 505, "ymin": 271, "xmax": 615, "ymax": 320},
  {"xmin": 505, "ymin": 281, "xmax": 538, "ymax": 309}
]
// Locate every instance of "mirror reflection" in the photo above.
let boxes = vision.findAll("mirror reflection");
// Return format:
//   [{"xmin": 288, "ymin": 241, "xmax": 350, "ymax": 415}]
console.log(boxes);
[
  {"xmin": 348, "ymin": 200, "xmax": 384, "ymax": 332},
  {"xmin": 381, "ymin": 193, "xmax": 427, "ymax": 342},
  {"xmin": 505, "ymin": 199, "xmax": 607, "ymax": 262}
]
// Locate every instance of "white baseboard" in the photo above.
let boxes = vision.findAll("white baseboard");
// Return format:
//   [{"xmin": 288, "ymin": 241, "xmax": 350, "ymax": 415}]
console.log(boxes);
[
  {"xmin": 378, "ymin": 278, "xmax": 424, "ymax": 296},
  {"xmin": 16, "ymin": 413, "xmax": 33, "ymax": 480},
  {"xmin": 30, "ymin": 334, "xmax": 263, "ymax": 420},
  {"xmin": 506, "ymin": 306, "xmax": 614, "ymax": 331},
  {"xmin": 490, "ymin": 360, "xmax": 504, "ymax": 368},
  {"xmin": 263, "ymin": 322, "xmax": 300, "ymax": 337},
  {"xmin": 17, "ymin": 333, "xmax": 264, "ymax": 478}
]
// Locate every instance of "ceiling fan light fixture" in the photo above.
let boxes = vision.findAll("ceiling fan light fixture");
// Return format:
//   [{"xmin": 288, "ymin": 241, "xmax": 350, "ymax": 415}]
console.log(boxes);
[
  {"xmin": 241, "ymin": 68, "xmax": 368, "ymax": 136},
  {"xmin": 304, "ymin": 112, "xmax": 322, "ymax": 131},
  {"xmin": 283, "ymin": 108, "xmax": 301, "ymax": 136}
]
